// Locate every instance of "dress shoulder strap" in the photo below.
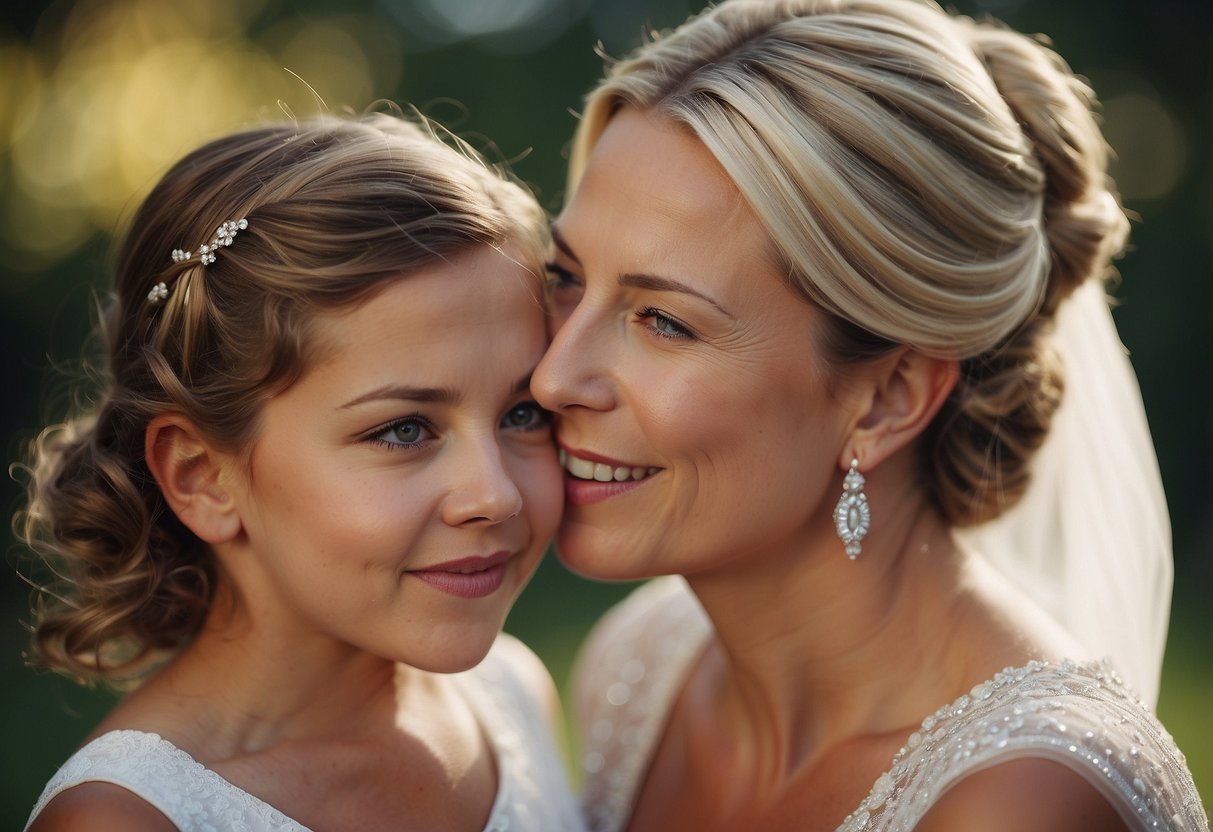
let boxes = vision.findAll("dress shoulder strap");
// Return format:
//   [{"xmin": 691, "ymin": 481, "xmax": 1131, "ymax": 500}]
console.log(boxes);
[
  {"xmin": 840, "ymin": 660, "xmax": 1208, "ymax": 832},
  {"xmin": 573, "ymin": 577, "xmax": 713, "ymax": 832},
  {"xmin": 25, "ymin": 730, "xmax": 309, "ymax": 831}
]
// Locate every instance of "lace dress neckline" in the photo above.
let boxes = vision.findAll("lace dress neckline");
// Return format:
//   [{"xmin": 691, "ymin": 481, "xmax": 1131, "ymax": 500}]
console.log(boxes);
[
  {"xmin": 26, "ymin": 636, "xmax": 573, "ymax": 832},
  {"xmin": 28, "ymin": 719, "xmax": 516, "ymax": 832},
  {"xmin": 25, "ymin": 729, "xmax": 308, "ymax": 830}
]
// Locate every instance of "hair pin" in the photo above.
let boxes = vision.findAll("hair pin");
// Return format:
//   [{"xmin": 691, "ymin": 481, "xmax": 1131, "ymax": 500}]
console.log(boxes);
[{"xmin": 150, "ymin": 218, "xmax": 249, "ymax": 305}]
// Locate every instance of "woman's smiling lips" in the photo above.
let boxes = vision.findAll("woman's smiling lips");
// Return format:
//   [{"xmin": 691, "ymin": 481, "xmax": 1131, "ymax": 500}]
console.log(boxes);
[
  {"xmin": 408, "ymin": 552, "xmax": 512, "ymax": 598},
  {"xmin": 559, "ymin": 447, "xmax": 661, "ymax": 505}
]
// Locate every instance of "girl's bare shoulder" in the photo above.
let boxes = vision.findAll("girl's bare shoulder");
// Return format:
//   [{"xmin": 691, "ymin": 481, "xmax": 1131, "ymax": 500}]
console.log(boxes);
[{"xmin": 28, "ymin": 782, "xmax": 177, "ymax": 832}]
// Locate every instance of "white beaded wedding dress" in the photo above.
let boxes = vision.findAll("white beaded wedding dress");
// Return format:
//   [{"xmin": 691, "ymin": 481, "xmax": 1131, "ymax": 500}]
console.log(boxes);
[{"xmin": 574, "ymin": 577, "xmax": 1208, "ymax": 832}]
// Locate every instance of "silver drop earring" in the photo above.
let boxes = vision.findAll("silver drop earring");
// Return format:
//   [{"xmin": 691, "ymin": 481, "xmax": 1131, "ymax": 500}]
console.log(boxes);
[{"xmin": 833, "ymin": 458, "xmax": 870, "ymax": 560}]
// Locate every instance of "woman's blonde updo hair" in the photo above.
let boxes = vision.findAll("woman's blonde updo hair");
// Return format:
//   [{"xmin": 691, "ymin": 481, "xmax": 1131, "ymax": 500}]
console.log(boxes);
[
  {"xmin": 570, "ymin": 0, "xmax": 1129, "ymax": 525},
  {"xmin": 16, "ymin": 112, "xmax": 547, "ymax": 684}
]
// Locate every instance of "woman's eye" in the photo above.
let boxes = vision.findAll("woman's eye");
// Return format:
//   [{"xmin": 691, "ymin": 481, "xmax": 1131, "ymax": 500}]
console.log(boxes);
[
  {"xmin": 368, "ymin": 418, "xmax": 433, "ymax": 449},
  {"xmin": 639, "ymin": 307, "xmax": 693, "ymax": 340},
  {"xmin": 501, "ymin": 401, "xmax": 551, "ymax": 431}
]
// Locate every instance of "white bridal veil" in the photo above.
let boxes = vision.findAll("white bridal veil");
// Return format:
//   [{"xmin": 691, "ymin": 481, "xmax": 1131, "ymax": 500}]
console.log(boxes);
[{"xmin": 957, "ymin": 279, "xmax": 1174, "ymax": 708}]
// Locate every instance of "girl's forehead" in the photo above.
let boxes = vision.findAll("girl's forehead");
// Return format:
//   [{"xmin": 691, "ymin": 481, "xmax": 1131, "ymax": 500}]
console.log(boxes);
[{"xmin": 304, "ymin": 250, "xmax": 545, "ymax": 364}]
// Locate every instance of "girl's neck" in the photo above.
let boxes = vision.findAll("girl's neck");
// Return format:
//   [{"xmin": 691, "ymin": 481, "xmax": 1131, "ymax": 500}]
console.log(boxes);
[{"xmin": 106, "ymin": 585, "xmax": 407, "ymax": 759}]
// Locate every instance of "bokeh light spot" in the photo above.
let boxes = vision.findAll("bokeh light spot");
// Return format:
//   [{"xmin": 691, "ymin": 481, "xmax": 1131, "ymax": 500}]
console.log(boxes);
[{"xmin": 1102, "ymin": 89, "xmax": 1186, "ymax": 203}]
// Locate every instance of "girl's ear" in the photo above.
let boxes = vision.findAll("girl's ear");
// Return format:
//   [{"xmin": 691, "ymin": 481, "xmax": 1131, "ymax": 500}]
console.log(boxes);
[
  {"xmin": 145, "ymin": 414, "xmax": 242, "ymax": 544},
  {"xmin": 843, "ymin": 348, "xmax": 959, "ymax": 470}
]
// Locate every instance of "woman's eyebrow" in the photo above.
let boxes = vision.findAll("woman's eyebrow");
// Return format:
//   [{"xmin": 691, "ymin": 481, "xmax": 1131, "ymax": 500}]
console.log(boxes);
[
  {"xmin": 552, "ymin": 225, "xmax": 732, "ymax": 318},
  {"xmin": 551, "ymin": 225, "xmax": 580, "ymax": 264},
  {"xmin": 618, "ymin": 272, "xmax": 732, "ymax": 318}
]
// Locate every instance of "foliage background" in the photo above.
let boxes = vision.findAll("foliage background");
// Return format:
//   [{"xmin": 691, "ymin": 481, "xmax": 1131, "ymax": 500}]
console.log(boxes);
[{"xmin": 1, "ymin": 0, "xmax": 1208, "ymax": 825}]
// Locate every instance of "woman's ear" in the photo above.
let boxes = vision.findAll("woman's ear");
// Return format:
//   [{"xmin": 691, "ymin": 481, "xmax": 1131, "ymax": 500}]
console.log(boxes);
[
  {"xmin": 843, "ymin": 348, "xmax": 959, "ymax": 469},
  {"xmin": 145, "ymin": 414, "xmax": 242, "ymax": 544}
]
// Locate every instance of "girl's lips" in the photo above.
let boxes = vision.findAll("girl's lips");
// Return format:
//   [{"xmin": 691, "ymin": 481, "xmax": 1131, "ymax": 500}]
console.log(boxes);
[
  {"xmin": 410, "ymin": 563, "xmax": 508, "ymax": 598},
  {"xmin": 408, "ymin": 552, "xmax": 511, "ymax": 598}
]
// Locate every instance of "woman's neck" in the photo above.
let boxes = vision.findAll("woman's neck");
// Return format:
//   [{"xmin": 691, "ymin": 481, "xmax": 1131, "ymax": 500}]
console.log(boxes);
[{"xmin": 684, "ymin": 484, "xmax": 985, "ymax": 780}]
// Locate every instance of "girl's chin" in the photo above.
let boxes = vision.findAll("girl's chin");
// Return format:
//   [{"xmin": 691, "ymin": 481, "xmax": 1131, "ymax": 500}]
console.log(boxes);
[{"xmin": 404, "ymin": 632, "xmax": 504, "ymax": 675}]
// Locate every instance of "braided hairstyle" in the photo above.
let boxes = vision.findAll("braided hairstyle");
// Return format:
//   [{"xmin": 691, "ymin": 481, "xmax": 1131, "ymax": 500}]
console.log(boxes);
[{"xmin": 571, "ymin": 0, "xmax": 1128, "ymax": 525}]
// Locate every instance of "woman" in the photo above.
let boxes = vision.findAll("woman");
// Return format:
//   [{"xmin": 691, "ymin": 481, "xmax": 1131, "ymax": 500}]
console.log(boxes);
[
  {"xmin": 18, "ymin": 113, "xmax": 583, "ymax": 830},
  {"xmin": 534, "ymin": 0, "xmax": 1207, "ymax": 829}
]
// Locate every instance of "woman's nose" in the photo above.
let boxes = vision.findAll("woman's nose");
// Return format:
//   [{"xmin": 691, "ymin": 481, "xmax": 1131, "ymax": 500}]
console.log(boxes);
[{"xmin": 533, "ymin": 303, "xmax": 615, "ymax": 414}]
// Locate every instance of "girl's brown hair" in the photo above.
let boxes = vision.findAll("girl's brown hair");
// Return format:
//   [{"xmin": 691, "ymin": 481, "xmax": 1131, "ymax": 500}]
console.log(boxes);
[{"xmin": 15, "ymin": 112, "xmax": 547, "ymax": 684}]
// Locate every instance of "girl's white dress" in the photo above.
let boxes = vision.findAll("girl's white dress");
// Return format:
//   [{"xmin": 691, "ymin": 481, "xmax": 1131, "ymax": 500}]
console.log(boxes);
[
  {"xmin": 26, "ymin": 634, "xmax": 586, "ymax": 831},
  {"xmin": 574, "ymin": 577, "xmax": 1209, "ymax": 832}
]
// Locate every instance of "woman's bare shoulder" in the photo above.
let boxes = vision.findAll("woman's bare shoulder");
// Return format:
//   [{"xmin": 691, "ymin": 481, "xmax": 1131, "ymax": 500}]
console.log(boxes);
[{"xmin": 915, "ymin": 757, "xmax": 1130, "ymax": 832}]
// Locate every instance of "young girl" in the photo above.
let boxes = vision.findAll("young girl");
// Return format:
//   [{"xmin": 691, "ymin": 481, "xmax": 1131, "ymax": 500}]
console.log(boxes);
[{"xmin": 17, "ymin": 113, "xmax": 584, "ymax": 831}]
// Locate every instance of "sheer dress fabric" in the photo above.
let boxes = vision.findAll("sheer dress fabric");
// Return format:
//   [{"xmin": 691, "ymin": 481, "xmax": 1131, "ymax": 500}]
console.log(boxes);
[
  {"xmin": 26, "ymin": 635, "xmax": 586, "ymax": 832},
  {"xmin": 573, "ymin": 577, "xmax": 1208, "ymax": 832}
]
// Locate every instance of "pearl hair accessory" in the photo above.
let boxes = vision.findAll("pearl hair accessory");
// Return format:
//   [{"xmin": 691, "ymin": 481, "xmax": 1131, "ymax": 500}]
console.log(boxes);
[{"xmin": 149, "ymin": 218, "xmax": 249, "ymax": 304}]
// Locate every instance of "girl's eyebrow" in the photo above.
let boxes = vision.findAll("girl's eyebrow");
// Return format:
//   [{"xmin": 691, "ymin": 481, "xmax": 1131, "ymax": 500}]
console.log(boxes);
[
  {"xmin": 340, "ymin": 372, "xmax": 534, "ymax": 410},
  {"xmin": 341, "ymin": 385, "xmax": 458, "ymax": 409}
]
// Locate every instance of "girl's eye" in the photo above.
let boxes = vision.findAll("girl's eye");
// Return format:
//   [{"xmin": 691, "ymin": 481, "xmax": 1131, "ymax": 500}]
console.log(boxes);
[
  {"xmin": 367, "ymin": 417, "xmax": 433, "ymax": 449},
  {"xmin": 545, "ymin": 262, "xmax": 583, "ymax": 294},
  {"xmin": 639, "ymin": 307, "xmax": 694, "ymax": 340},
  {"xmin": 501, "ymin": 401, "xmax": 551, "ymax": 432}
]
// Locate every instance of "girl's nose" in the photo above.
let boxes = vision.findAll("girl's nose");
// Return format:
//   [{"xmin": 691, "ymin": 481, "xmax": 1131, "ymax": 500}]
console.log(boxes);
[{"xmin": 441, "ymin": 439, "xmax": 523, "ymax": 527}]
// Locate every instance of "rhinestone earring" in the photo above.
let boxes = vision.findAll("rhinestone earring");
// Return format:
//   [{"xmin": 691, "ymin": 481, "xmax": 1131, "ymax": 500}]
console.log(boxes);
[{"xmin": 833, "ymin": 458, "xmax": 870, "ymax": 560}]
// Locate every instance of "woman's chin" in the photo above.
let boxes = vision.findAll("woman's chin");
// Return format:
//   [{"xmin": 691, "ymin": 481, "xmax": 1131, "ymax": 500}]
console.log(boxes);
[{"xmin": 554, "ymin": 534, "xmax": 661, "ymax": 583}]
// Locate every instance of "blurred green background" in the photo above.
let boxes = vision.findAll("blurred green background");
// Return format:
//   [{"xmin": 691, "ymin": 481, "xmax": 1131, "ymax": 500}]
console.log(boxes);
[{"xmin": 1, "ymin": 0, "xmax": 1208, "ymax": 825}]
